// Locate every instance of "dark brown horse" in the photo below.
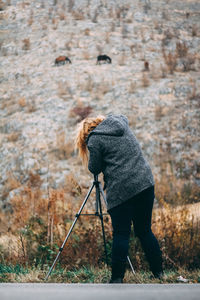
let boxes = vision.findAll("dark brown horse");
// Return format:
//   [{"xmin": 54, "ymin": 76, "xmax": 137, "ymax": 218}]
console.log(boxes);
[{"xmin": 55, "ymin": 56, "xmax": 72, "ymax": 66}]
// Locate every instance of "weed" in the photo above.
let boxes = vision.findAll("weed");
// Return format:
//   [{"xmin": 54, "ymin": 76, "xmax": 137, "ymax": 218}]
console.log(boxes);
[
  {"xmin": 181, "ymin": 55, "xmax": 196, "ymax": 72},
  {"xmin": 1, "ymin": 264, "xmax": 200, "ymax": 283},
  {"xmin": 91, "ymin": 10, "xmax": 98, "ymax": 23},
  {"xmin": 69, "ymin": 103, "xmax": 92, "ymax": 122},
  {"xmin": 22, "ymin": 39, "xmax": 30, "ymax": 51},
  {"xmin": 129, "ymin": 81, "xmax": 136, "ymax": 94},
  {"xmin": 176, "ymin": 41, "xmax": 189, "ymax": 58},
  {"xmin": 162, "ymin": 49, "xmax": 177, "ymax": 74},
  {"xmin": 58, "ymin": 11, "xmax": 66, "ymax": 21},
  {"xmin": 28, "ymin": 10, "xmax": 34, "ymax": 26},
  {"xmin": 84, "ymin": 28, "xmax": 90, "ymax": 36},
  {"xmin": 118, "ymin": 54, "xmax": 126, "ymax": 66},
  {"xmin": 141, "ymin": 73, "xmax": 150, "ymax": 87},
  {"xmin": 82, "ymin": 51, "xmax": 90, "ymax": 60},
  {"xmin": 57, "ymin": 82, "xmax": 73, "ymax": 100},
  {"xmin": 68, "ymin": 0, "xmax": 75, "ymax": 13},
  {"xmin": 7, "ymin": 132, "xmax": 21, "ymax": 142},
  {"xmin": 192, "ymin": 25, "xmax": 198, "ymax": 37},
  {"xmin": 27, "ymin": 100, "xmax": 37, "ymax": 113},
  {"xmin": 72, "ymin": 11, "xmax": 85, "ymax": 21},
  {"xmin": 54, "ymin": 131, "xmax": 74, "ymax": 160},
  {"xmin": 18, "ymin": 97, "xmax": 26, "ymax": 108}
]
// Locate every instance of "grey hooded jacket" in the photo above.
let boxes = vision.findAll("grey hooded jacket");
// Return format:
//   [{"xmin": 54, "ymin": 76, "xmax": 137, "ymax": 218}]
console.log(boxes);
[{"xmin": 86, "ymin": 114, "xmax": 155, "ymax": 211}]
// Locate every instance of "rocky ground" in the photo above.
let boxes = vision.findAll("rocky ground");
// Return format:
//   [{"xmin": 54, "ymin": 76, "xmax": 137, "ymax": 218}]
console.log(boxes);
[{"xmin": 0, "ymin": 0, "xmax": 200, "ymax": 209}]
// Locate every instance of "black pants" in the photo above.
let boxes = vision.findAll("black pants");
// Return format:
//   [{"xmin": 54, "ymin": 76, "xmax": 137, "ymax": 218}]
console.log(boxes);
[{"xmin": 108, "ymin": 186, "xmax": 162, "ymax": 279}]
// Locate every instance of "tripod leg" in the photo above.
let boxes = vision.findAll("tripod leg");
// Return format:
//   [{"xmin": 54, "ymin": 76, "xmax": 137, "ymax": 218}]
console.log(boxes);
[
  {"xmin": 96, "ymin": 186, "xmax": 108, "ymax": 265},
  {"xmin": 45, "ymin": 182, "xmax": 95, "ymax": 280},
  {"xmin": 127, "ymin": 256, "xmax": 136, "ymax": 274},
  {"xmin": 98, "ymin": 200, "xmax": 108, "ymax": 265},
  {"xmin": 99, "ymin": 183, "xmax": 107, "ymax": 207}
]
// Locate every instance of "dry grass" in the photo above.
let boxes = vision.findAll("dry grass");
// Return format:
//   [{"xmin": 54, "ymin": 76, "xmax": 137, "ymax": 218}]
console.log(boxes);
[
  {"xmin": 154, "ymin": 106, "xmax": 164, "ymax": 121},
  {"xmin": 28, "ymin": 10, "xmax": 34, "ymax": 26},
  {"xmin": 58, "ymin": 11, "xmax": 66, "ymax": 21},
  {"xmin": 98, "ymin": 80, "xmax": 111, "ymax": 95},
  {"xmin": 118, "ymin": 54, "xmax": 126, "ymax": 66},
  {"xmin": 128, "ymin": 81, "xmax": 136, "ymax": 94},
  {"xmin": 1, "ymin": 173, "xmax": 21, "ymax": 199},
  {"xmin": 57, "ymin": 82, "xmax": 73, "ymax": 100},
  {"xmin": 188, "ymin": 79, "xmax": 199, "ymax": 102},
  {"xmin": 1, "ymin": 264, "xmax": 200, "ymax": 283},
  {"xmin": 18, "ymin": 97, "xmax": 26, "ymax": 108},
  {"xmin": 82, "ymin": 75, "xmax": 95, "ymax": 92},
  {"xmin": 22, "ymin": 38, "xmax": 30, "ymax": 51},
  {"xmin": 53, "ymin": 130, "xmax": 74, "ymax": 160},
  {"xmin": 69, "ymin": 102, "xmax": 93, "ymax": 122},
  {"xmin": 176, "ymin": 41, "xmax": 189, "ymax": 58},
  {"xmin": 52, "ymin": 18, "xmax": 58, "ymax": 30},
  {"xmin": 105, "ymin": 32, "xmax": 110, "ymax": 44},
  {"xmin": 91, "ymin": 10, "xmax": 98, "ymax": 23},
  {"xmin": 162, "ymin": 49, "xmax": 177, "ymax": 74},
  {"xmin": 160, "ymin": 64, "xmax": 168, "ymax": 78},
  {"xmin": 68, "ymin": 0, "xmax": 75, "ymax": 13},
  {"xmin": 72, "ymin": 10, "xmax": 85, "ymax": 21},
  {"xmin": 27, "ymin": 100, "xmax": 37, "ymax": 113},
  {"xmin": 130, "ymin": 44, "xmax": 135, "ymax": 57},
  {"xmin": 192, "ymin": 25, "xmax": 198, "ymax": 37},
  {"xmin": 82, "ymin": 51, "xmax": 90, "ymax": 60},
  {"xmin": 181, "ymin": 55, "xmax": 196, "ymax": 72},
  {"xmin": 0, "ymin": 169, "xmax": 199, "ymax": 272},
  {"xmin": 6, "ymin": 131, "xmax": 21, "ymax": 142},
  {"xmin": 84, "ymin": 28, "xmax": 90, "ymax": 36},
  {"xmin": 141, "ymin": 72, "xmax": 150, "ymax": 87}
]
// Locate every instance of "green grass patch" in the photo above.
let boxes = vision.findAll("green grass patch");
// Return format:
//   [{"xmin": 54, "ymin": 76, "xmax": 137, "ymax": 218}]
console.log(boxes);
[{"xmin": 0, "ymin": 264, "xmax": 200, "ymax": 284}]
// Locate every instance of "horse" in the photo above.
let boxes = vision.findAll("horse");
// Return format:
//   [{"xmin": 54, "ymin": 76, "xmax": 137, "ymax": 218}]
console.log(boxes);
[
  {"xmin": 55, "ymin": 56, "xmax": 72, "ymax": 66},
  {"xmin": 96, "ymin": 54, "xmax": 112, "ymax": 65},
  {"xmin": 144, "ymin": 61, "xmax": 149, "ymax": 71}
]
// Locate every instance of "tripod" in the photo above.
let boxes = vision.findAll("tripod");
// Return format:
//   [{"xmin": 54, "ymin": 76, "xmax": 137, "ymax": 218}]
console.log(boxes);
[{"xmin": 45, "ymin": 175, "xmax": 135, "ymax": 280}]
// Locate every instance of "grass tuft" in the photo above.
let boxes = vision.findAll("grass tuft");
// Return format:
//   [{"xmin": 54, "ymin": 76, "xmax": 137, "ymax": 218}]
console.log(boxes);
[{"xmin": 1, "ymin": 264, "xmax": 200, "ymax": 283}]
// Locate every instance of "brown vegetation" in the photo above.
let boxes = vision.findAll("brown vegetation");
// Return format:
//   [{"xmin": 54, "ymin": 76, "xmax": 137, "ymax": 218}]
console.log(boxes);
[
  {"xmin": 22, "ymin": 38, "xmax": 30, "ymax": 51},
  {"xmin": 141, "ymin": 72, "xmax": 150, "ymax": 87},
  {"xmin": 54, "ymin": 131, "xmax": 74, "ymax": 160},
  {"xmin": 69, "ymin": 103, "xmax": 93, "ymax": 122},
  {"xmin": 0, "ymin": 172, "xmax": 200, "ymax": 271},
  {"xmin": 162, "ymin": 50, "xmax": 177, "ymax": 74}
]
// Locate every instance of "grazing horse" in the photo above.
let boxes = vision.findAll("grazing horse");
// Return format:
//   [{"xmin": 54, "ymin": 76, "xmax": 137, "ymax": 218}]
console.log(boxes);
[
  {"xmin": 144, "ymin": 61, "xmax": 149, "ymax": 71},
  {"xmin": 97, "ymin": 54, "xmax": 112, "ymax": 65},
  {"xmin": 55, "ymin": 56, "xmax": 72, "ymax": 66}
]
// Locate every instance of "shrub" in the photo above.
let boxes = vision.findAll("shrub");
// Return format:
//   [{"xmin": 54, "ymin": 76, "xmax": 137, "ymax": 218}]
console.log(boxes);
[
  {"xmin": 181, "ymin": 55, "xmax": 196, "ymax": 72},
  {"xmin": 54, "ymin": 131, "xmax": 74, "ymax": 160},
  {"xmin": 162, "ymin": 49, "xmax": 177, "ymax": 74},
  {"xmin": 141, "ymin": 73, "xmax": 150, "ymax": 87},
  {"xmin": 69, "ymin": 104, "xmax": 92, "ymax": 122},
  {"xmin": 152, "ymin": 201, "xmax": 200, "ymax": 269},
  {"xmin": 0, "ymin": 173, "xmax": 200, "ymax": 271},
  {"xmin": 176, "ymin": 41, "xmax": 189, "ymax": 58},
  {"xmin": 22, "ymin": 39, "xmax": 30, "ymax": 51},
  {"xmin": 192, "ymin": 25, "xmax": 198, "ymax": 37}
]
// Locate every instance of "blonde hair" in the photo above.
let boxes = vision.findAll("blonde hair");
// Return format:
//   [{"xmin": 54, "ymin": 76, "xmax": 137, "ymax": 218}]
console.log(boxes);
[{"xmin": 75, "ymin": 115, "xmax": 105, "ymax": 166}]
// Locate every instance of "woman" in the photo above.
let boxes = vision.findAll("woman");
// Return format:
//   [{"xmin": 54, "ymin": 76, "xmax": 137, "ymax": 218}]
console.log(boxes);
[{"xmin": 75, "ymin": 114, "xmax": 163, "ymax": 283}]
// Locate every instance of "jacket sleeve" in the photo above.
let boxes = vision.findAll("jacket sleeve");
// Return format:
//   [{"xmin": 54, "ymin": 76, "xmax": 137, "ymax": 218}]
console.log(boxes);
[{"xmin": 87, "ymin": 145, "xmax": 103, "ymax": 175}]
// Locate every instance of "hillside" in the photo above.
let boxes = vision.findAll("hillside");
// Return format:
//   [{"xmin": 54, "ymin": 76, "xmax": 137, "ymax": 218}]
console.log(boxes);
[{"xmin": 0, "ymin": 0, "xmax": 200, "ymax": 209}]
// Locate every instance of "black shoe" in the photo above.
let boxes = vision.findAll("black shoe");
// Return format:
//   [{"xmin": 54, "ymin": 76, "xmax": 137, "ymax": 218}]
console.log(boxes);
[
  {"xmin": 153, "ymin": 271, "xmax": 164, "ymax": 280},
  {"xmin": 111, "ymin": 261, "xmax": 126, "ymax": 283},
  {"xmin": 109, "ymin": 278, "xmax": 123, "ymax": 283}
]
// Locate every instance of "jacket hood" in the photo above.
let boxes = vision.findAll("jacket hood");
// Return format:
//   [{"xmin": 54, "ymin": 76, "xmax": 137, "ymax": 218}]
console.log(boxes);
[{"xmin": 86, "ymin": 114, "xmax": 128, "ymax": 143}]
